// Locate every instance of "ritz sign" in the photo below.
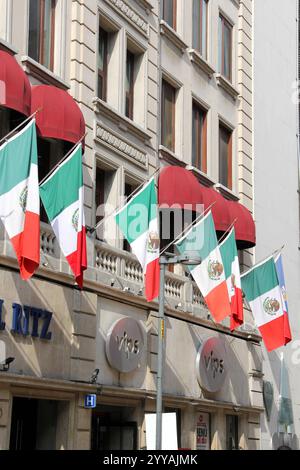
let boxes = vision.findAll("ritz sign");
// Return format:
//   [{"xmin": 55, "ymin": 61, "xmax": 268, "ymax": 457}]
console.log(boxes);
[
  {"xmin": 0, "ymin": 299, "xmax": 52, "ymax": 340},
  {"xmin": 105, "ymin": 317, "xmax": 144, "ymax": 373},
  {"xmin": 196, "ymin": 337, "xmax": 227, "ymax": 393}
]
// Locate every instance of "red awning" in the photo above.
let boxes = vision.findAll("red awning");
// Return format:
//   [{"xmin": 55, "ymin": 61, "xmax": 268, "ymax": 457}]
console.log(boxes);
[
  {"xmin": 0, "ymin": 50, "xmax": 31, "ymax": 116},
  {"xmin": 158, "ymin": 165, "xmax": 256, "ymax": 248},
  {"xmin": 31, "ymin": 85, "xmax": 85, "ymax": 148},
  {"xmin": 158, "ymin": 166, "xmax": 203, "ymax": 211},
  {"xmin": 201, "ymin": 186, "xmax": 231, "ymax": 232},
  {"xmin": 227, "ymin": 200, "xmax": 256, "ymax": 249}
]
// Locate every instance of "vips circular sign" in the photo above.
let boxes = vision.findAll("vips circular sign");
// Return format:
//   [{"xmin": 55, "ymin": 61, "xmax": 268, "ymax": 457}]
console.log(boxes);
[
  {"xmin": 196, "ymin": 337, "xmax": 227, "ymax": 393},
  {"xmin": 105, "ymin": 317, "xmax": 144, "ymax": 373}
]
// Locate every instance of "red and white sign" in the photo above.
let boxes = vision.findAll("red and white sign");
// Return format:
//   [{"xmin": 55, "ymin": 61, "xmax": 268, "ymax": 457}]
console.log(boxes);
[{"xmin": 196, "ymin": 412, "xmax": 210, "ymax": 450}]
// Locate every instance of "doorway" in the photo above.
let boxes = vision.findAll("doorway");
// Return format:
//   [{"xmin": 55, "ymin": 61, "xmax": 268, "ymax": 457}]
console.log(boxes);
[
  {"xmin": 91, "ymin": 405, "xmax": 138, "ymax": 450},
  {"xmin": 9, "ymin": 397, "xmax": 70, "ymax": 450}
]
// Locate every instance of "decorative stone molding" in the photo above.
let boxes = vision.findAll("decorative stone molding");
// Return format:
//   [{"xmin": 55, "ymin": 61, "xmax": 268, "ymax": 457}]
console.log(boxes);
[
  {"xmin": 95, "ymin": 123, "xmax": 148, "ymax": 169},
  {"xmin": 215, "ymin": 183, "xmax": 240, "ymax": 201},
  {"xmin": 216, "ymin": 73, "xmax": 240, "ymax": 101},
  {"xmin": 0, "ymin": 38, "xmax": 18, "ymax": 55},
  {"xmin": 104, "ymin": 0, "xmax": 148, "ymax": 37},
  {"xmin": 21, "ymin": 56, "xmax": 70, "ymax": 90},
  {"xmin": 186, "ymin": 165, "xmax": 216, "ymax": 188},
  {"xmin": 93, "ymin": 97, "xmax": 152, "ymax": 143},
  {"xmin": 188, "ymin": 49, "xmax": 215, "ymax": 79},
  {"xmin": 160, "ymin": 20, "xmax": 188, "ymax": 54},
  {"xmin": 159, "ymin": 145, "xmax": 185, "ymax": 167},
  {"xmin": 135, "ymin": 0, "xmax": 153, "ymax": 13}
]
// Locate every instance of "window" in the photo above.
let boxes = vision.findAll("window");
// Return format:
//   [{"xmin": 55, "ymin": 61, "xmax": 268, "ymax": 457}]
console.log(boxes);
[
  {"xmin": 163, "ymin": 0, "xmax": 177, "ymax": 30},
  {"xmin": 219, "ymin": 123, "xmax": 232, "ymax": 189},
  {"xmin": 123, "ymin": 180, "xmax": 138, "ymax": 252},
  {"xmin": 95, "ymin": 165, "xmax": 116, "ymax": 242},
  {"xmin": 98, "ymin": 27, "xmax": 108, "ymax": 101},
  {"xmin": 218, "ymin": 14, "xmax": 232, "ymax": 81},
  {"xmin": 125, "ymin": 50, "xmax": 135, "ymax": 120},
  {"xmin": 38, "ymin": 138, "xmax": 71, "ymax": 223},
  {"xmin": 192, "ymin": 101, "xmax": 207, "ymax": 172},
  {"xmin": 226, "ymin": 415, "xmax": 239, "ymax": 450},
  {"xmin": 193, "ymin": 0, "xmax": 208, "ymax": 59},
  {"xmin": 28, "ymin": 0, "xmax": 56, "ymax": 70},
  {"xmin": 161, "ymin": 80, "xmax": 176, "ymax": 151}
]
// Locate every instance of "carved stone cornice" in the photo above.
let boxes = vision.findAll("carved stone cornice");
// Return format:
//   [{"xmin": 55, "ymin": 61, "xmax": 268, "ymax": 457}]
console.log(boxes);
[
  {"xmin": 160, "ymin": 20, "xmax": 188, "ymax": 54},
  {"xmin": 188, "ymin": 49, "xmax": 215, "ymax": 79},
  {"xmin": 93, "ymin": 97, "xmax": 152, "ymax": 143},
  {"xmin": 104, "ymin": 0, "xmax": 148, "ymax": 37},
  {"xmin": 216, "ymin": 74, "xmax": 240, "ymax": 101},
  {"xmin": 95, "ymin": 123, "xmax": 148, "ymax": 169},
  {"xmin": 135, "ymin": 0, "xmax": 153, "ymax": 12}
]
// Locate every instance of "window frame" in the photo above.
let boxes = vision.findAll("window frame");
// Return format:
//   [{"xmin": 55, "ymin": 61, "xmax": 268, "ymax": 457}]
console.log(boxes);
[
  {"xmin": 193, "ymin": 0, "xmax": 209, "ymax": 59},
  {"xmin": 98, "ymin": 26, "xmax": 108, "ymax": 101},
  {"xmin": 219, "ymin": 122, "xmax": 233, "ymax": 190},
  {"xmin": 219, "ymin": 13, "xmax": 232, "ymax": 82},
  {"xmin": 28, "ymin": 0, "xmax": 56, "ymax": 71},
  {"xmin": 192, "ymin": 101, "xmax": 207, "ymax": 173},
  {"xmin": 163, "ymin": 0, "xmax": 177, "ymax": 30},
  {"xmin": 161, "ymin": 79, "xmax": 176, "ymax": 152}
]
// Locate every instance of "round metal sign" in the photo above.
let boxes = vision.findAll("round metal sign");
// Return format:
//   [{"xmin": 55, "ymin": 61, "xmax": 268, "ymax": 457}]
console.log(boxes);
[
  {"xmin": 105, "ymin": 317, "xmax": 144, "ymax": 373},
  {"xmin": 196, "ymin": 336, "xmax": 227, "ymax": 393}
]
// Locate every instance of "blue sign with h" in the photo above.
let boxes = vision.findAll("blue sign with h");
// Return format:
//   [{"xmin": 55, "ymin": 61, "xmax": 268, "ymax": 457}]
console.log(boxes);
[{"xmin": 84, "ymin": 394, "xmax": 97, "ymax": 408}]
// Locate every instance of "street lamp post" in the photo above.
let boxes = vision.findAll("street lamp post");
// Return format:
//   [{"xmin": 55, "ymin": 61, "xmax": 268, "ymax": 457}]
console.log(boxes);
[{"xmin": 155, "ymin": 253, "xmax": 201, "ymax": 450}]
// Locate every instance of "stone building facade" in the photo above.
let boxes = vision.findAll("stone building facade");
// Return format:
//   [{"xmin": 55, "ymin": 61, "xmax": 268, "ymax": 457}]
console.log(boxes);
[{"xmin": 0, "ymin": 0, "xmax": 262, "ymax": 450}]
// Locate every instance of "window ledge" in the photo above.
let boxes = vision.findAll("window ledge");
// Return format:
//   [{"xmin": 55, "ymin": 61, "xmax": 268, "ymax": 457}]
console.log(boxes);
[
  {"xmin": 188, "ymin": 49, "xmax": 215, "ymax": 79},
  {"xmin": 21, "ymin": 56, "xmax": 70, "ymax": 91},
  {"xmin": 0, "ymin": 38, "xmax": 18, "ymax": 55},
  {"xmin": 93, "ymin": 97, "xmax": 152, "ymax": 143},
  {"xmin": 186, "ymin": 165, "xmax": 216, "ymax": 187},
  {"xmin": 216, "ymin": 74, "xmax": 239, "ymax": 100},
  {"xmin": 160, "ymin": 20, "xmax": 188, "ymax": 54},
  {"xmin": 159, "ymin": 145, "xmax": 185, "ymax": 167},
  {"xmin": 215, "ymin": 183, "xmax": 240, "ymax": 201},
  {"xmin": 136, "ymin": 0, "xmax": 153, "ymax": 12}
]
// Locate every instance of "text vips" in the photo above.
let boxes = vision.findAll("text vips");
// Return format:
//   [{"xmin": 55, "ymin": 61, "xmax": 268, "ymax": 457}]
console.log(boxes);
[{"xmin": 0, "ymin": 300, "xmax": 52, "ymax": 340}]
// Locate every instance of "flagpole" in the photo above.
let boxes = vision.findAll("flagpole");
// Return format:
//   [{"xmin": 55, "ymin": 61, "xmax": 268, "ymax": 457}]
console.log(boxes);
[
  {"xmin": 241, "ymin": 245, "xmax": 286, "ymax": 278},
  {"xmin": 218, "ymin": 218, "xmax": 238, "ymax": 245},
  {"xmin": 159, "ymin": 202, "xmax": 216, "ymax": 257},
  {"xmin": 89, "ymin": 167, "xmax": 161, "ymax": 234},
  {"xmin": 39, "ymin": 132, "xmax": 88, "ymax": 186},
  {"xmin": 0, "ymin": 108, "xmax": 42, "ymax": 146}
]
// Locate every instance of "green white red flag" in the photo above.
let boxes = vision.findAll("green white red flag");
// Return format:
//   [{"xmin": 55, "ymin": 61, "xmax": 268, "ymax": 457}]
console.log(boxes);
[
  {"xmin": 241, "ymin": 256, "xmax": 292, "ymax": 352},
  {"xmin": 219, "ymin": 228, "xmax": 243, "ymax": 331},
  {"xmin": 115, "ymin": 177, "xmax": 160, "ymax": 302},
  {"xmin": 176, "ymin": 211, "xmax": 231, "ymax": 322},
  {"xmin": 40, "ymin": 144, "xmax": 87, "ymax": 288},
  {"xmin": 0, "ymin": 119, "xmax": 40, "ymax": 279}
]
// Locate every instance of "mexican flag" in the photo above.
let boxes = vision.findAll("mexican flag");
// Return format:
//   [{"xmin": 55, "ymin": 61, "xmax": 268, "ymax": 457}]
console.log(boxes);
[
  {"xmin": 115, "ymin": 177, "xmax": 159, "ymax": 302},
  {"xmin": 40, "ymin": 144, "xmax": 87, "ymax": 288},
  {"xmin": 274, "ymin": 253, "xmax": 292, "ymax": 344},
  {"xmin": 219, "ymin": 228, "xmax": 243, "ymax": 331},
  {"xmin": 176, "ymin": 211, "xmax": 231, "ymax": 322},
  {"xmin": 0, "ymin": 119, "xmax": 40, "ymax": 279},
  {"xmin": 241, "ymin": 256, "xmax": 292, "ymax": 352}
]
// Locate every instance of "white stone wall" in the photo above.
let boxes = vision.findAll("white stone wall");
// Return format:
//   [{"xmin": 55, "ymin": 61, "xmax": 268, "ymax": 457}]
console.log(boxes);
[{"xmin": 253, "ymin": 0, "xmax": 300, "ymax": 450}]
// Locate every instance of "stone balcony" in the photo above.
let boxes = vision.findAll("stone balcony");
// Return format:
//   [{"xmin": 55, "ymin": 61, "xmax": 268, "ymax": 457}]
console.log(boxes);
[{"xmin": 0, "ymin": 223, "xmax": 258, "ymax": 335}]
